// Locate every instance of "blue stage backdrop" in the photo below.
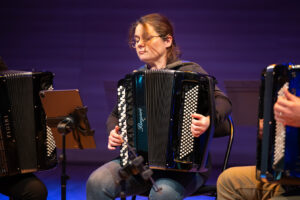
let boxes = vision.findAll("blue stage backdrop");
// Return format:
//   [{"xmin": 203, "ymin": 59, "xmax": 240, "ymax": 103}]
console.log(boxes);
[{"xmin": 0, "ymin": 0, "xmax": 300, "ymax": 166}]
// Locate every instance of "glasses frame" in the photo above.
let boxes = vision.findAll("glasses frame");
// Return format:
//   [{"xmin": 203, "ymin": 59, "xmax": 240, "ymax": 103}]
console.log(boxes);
[{"xmin": 130, "ymin": 35, "xmax": 163, "ymax": 48}]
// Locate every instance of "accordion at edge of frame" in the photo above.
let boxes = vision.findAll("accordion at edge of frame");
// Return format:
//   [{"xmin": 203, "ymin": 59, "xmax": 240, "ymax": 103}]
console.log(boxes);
[
  {"xmin": 0, "ymin": 70, "xmax": 57, "ymax": 177},
  {"xmin": 117, "ymin": 69, "xmax": 216, "ymax": 172},
  {"xmin": 256, "ymin": 63, "xmax": 300, "ymax": 182}
]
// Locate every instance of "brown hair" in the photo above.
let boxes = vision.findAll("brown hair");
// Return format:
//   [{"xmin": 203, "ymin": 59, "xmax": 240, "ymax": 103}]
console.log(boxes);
[
  {"xmin": 128, "ymin": 13, "xmax": 180, "ymax": 64},
  {"xmin": 0, "ymin": 57, "xmax": 8, "ymax": 71}
]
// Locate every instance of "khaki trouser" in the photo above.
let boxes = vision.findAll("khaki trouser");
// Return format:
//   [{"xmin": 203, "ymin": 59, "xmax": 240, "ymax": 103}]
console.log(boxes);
[{"xmin": 217, "ymin": 166, "xmax": 300, "ymax": 200}]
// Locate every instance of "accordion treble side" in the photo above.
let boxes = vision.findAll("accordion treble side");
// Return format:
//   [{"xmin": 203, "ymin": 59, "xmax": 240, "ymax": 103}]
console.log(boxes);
[
  {"xmin": 256, "ymin": 64, "xmax": 300, "ymax": 182},
  {"xmin": 0, "ymin": 70, "xmax": 57, "ymax": 177},
  {"xmin": 117, "ymin": 70, "xmax": 216, "ymax": 172}
]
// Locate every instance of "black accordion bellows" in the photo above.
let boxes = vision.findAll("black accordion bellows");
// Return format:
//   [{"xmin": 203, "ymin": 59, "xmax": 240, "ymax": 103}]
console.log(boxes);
[
  {"xmin": 256, "ymin": 64, "xmax": 300, "ymax": 182},
  {"xmin": 117, "ymin": 70, "xmax": 216, "ymax": 172},
  {"xmin": 0, "ymin": 70, "xmax": 57, "ymax": 176}
]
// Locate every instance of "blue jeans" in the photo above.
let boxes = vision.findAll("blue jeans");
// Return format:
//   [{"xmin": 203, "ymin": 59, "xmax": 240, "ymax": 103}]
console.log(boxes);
[{"xmin": 86, "ymin": 159, "xmax": 204, "ymax": 200}]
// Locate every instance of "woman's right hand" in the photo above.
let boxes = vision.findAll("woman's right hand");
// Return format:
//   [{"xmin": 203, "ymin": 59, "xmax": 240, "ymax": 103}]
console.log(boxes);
[{"xmin": 108, "ymin": 126, "xmax": 124, "ymax": 150}]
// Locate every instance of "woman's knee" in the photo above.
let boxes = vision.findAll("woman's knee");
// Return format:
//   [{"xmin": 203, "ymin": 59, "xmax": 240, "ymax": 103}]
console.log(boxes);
[
  {"xmin": 87, "ymin": 166, "xmax": 114, "ymax": 193},
  {"xmin": 86, "ymin": 161, "xmax": 121, "ymax": 199},
  {"xmin": 217, "ymin": 167, "xmax": 234, "ymax": 188},
  {"xmin": 30, "ymin": 180, "xmax": 47, "ymax": 200},
  {"xmin": 20, "ymin": 177, "xmax": 47, "ymax": 200},
  {"xmin": 149, "ymin": 178, "xmax": 185, "ymax": 200},
  {"xmin": 217, "ymin": 166, "xmax": 257, "ymax": 193}
]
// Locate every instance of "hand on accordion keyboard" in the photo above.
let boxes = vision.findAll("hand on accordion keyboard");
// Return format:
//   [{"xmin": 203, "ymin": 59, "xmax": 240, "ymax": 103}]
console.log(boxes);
[
  {"xmin": 108, "ymin": 126, "xmax": 124, "ymax": 150},
  {"xmin": 191, "ymin": 113, "xmax": 210, "ymax": 137},
  {"xmin": 274, "ymin": 88, "xmax": 300, "ymax": 128},
  {"xmin": 258, "ymin": 119, "xmax": 263, "ymax": 139}
]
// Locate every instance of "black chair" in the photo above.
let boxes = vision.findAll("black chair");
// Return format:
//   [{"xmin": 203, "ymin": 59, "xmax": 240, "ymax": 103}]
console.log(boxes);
[
  {"xmin": 131, "ymin": 115, "xmax": 235, "ymax": 199},
  {"xmin": 190, "ymin": 115, "xmax": 234, "ymax": 197}
]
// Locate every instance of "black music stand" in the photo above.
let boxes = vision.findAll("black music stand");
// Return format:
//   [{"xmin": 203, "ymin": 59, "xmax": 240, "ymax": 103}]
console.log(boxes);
[{"xmin": 39, "ymin": 89, "xmax": 96, "ymax": 200}]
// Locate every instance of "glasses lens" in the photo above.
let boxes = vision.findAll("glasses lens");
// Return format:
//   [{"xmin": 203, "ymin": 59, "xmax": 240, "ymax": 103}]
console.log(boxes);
[{"xmin": 131, "ymin": 36, "xmax": 161, "ymax": 48}]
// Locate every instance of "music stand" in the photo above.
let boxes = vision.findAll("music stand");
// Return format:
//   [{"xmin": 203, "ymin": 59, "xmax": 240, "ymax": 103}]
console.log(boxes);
[{"xmin": 39, "ymin": 89, "xmax": 96, "ymax": 200}]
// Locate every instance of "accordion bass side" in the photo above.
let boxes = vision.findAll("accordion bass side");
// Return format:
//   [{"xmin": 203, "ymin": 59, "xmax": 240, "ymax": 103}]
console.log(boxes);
[
  {"xmin": 256, "ymin": 64, "xmax": 300, "ymax": 182},
  {"xmin": 117, "ymin": 70, "xmax": 216, "ymax": 172},
  {"xmin": 0, "ymin": 70, "xmax": 57, "ymax": 177}
]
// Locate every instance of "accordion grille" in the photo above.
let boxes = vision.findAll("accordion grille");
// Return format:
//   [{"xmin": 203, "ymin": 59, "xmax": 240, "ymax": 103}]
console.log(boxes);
[
  {"xmin": 145, "ymin": 70, "xmax": 174, "ymax": 166},
  {"xmin": 4, "ymin": 72, "xmax": 37, "ymax": 170}
]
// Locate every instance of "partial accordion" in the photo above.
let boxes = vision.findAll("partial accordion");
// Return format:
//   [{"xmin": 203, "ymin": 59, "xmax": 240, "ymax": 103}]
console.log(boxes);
[
  {"xmin": 0, "ymin": 70, "xmax": 57, "ymax": 177},
  {"xmin": 256, "ymin": 63, "xmax": 300, "ymax": 182},
  {"xmin": 117, "ymin": 70, "xmax": 216, "ymax": 172}
]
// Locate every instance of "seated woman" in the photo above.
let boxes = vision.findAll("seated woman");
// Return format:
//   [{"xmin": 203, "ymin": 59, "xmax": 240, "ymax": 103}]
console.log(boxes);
[
  {"xmin": 217, "ymin": 88, "xmax": 300, "ymax": 200},
  {"xmin": 0, "ymin": 57, "xmax": 48, "ymax": 200},
  {"xmin": 86, "ymin": 13, "xmax": 232, "ymax": 200}
]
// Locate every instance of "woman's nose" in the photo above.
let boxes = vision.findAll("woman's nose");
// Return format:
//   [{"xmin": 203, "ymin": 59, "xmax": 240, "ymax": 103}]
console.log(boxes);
[{"xmin": 136, "ymin": 39, "xmax": 145, "ymax": 47}]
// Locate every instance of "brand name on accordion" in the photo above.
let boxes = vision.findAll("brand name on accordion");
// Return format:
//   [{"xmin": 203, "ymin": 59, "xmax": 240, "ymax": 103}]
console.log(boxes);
[
  {"xmin": 3, "ymin": 115, "xmax": 12, "ymax": 138},
  {"xmin": 137, "ymin": 108, "xmax": 145, "ymax": 132}
]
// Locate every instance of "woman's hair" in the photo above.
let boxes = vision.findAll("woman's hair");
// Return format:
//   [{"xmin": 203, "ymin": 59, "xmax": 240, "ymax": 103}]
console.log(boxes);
[
  {"xmin": 0, "ymin": 57, "xmax": 8, "ymax": 71},
  {"xmin": 128, "ymin": 13, "xmax": 180, "ymax": 64}
]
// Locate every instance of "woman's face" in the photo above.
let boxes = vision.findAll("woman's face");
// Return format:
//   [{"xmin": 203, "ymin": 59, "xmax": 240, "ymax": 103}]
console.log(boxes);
[{"xmin": 134, "ymin": 23, "xmax": 171, "ymax": 65}]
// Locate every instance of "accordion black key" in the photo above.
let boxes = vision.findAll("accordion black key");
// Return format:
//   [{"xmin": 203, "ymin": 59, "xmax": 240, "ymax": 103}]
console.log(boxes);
[
  {"xmin": 0, "ymin": 70, "xmax": 57, "ymax": 177},
  {"xmin": 117, "ymin": 70, "xmax": 216, "ymax": 172},
  {"xmin": 256, "ymin": 64, "xmax": 300, "ymax": 182}
]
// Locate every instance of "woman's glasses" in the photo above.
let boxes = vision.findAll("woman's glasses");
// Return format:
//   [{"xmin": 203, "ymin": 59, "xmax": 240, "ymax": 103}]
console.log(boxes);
[{"xmin": 130, "ymin": 35, "xmax": 163, "ymax": 48}]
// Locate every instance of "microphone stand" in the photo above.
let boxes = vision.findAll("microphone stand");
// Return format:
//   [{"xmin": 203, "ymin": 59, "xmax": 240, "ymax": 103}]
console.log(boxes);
[
  {"xmin": 55, "ymin": 106, "xmax": 94, "ymax": 200},
  {"xmin": 118, "ymin": 143, "xmax": 161, "ymax": 200},
  {"xmin": 57, "ymin": 117, "xmax": 74, "ymax": 200}
]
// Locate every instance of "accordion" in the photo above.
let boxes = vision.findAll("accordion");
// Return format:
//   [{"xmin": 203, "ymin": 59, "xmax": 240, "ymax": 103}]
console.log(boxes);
[
  {"xmin": 117, "ymin": 70, "xmax": 216, "ymax": 172},
  {"xmin": 0, "ymin": 70, "xmax": 57, "ymax": 177},
  {"xmin": 256, "ymin": 64, "xmax": 300, "ymax": 182}
]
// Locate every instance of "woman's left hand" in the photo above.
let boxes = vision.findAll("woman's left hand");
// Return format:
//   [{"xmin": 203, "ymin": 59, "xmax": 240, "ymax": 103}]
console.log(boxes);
[{"xmin": 191, "ymin": 113, "xmax": 210, "ymax": 137}]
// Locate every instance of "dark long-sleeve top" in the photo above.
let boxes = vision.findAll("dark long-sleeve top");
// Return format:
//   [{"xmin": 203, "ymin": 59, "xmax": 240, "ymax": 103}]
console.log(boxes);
[{"xmin": 106, "ymin": 60, "xmax": 232, "ymax": 137}]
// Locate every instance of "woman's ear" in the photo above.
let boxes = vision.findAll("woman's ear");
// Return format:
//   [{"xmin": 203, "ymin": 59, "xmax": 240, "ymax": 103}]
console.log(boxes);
[{"xmin": 164, "ymin": 35, "xmax": 173, "ymax": 48}]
